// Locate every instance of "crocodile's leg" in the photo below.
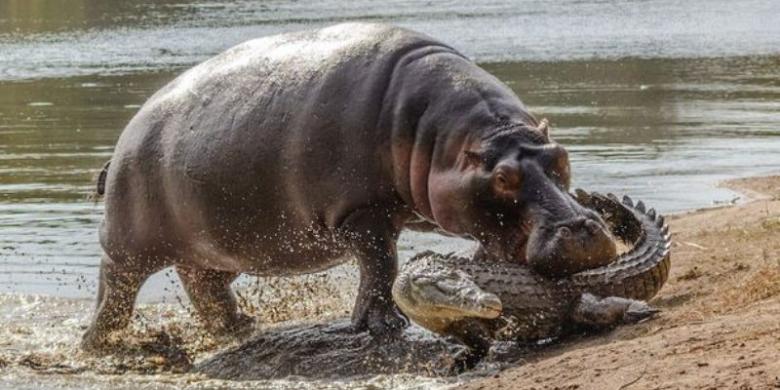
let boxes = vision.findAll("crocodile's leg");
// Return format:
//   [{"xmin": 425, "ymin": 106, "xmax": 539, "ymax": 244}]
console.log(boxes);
[{"xmin": 571, "ymin": 293, "xmax": 659, "ymax": 328}]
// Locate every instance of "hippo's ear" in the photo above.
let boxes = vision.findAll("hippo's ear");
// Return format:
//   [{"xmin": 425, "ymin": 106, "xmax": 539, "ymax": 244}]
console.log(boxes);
[{"xmin": 537, "ymin": 118, "xmax": 549, "ymax": 137}]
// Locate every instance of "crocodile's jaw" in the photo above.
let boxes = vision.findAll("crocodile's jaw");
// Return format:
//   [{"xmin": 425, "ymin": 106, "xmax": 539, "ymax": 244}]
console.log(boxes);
[{"xmin": 393, "ymin": 260, "xmax": 502, "ymax": 331}]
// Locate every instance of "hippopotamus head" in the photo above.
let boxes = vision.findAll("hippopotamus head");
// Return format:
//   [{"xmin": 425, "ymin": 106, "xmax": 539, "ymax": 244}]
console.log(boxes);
[{"xmin": 428, "ymin": 120, "xmax": 617, "ymax": 277}]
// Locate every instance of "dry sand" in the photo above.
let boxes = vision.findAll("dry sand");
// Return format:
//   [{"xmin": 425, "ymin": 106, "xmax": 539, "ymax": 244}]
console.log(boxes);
[{"xmin": 463, "ymin": 175, "xmax": 780, "ymax": 390}]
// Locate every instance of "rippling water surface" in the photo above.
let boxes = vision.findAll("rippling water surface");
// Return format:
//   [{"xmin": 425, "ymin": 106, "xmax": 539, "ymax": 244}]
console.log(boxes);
[{"xmin": 1, "ymin": 0, "xmax": 779, "ymax": 301}]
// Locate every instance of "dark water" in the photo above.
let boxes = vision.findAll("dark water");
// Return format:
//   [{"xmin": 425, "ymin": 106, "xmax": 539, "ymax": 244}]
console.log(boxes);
[{"xmin": 1, "ymin": 0, "xmax": 779, "ymax": 298}]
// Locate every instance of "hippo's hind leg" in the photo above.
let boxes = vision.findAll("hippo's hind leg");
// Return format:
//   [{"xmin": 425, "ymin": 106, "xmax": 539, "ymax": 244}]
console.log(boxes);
[
  {"xmin": 571, "ymin": 293, "xmax": 660, "ymax": 329},
  {"xmin": 81, "ymin": 254, "xmax": 160, "ymax": 352},
  {"xmin": 175, "ymin": 265, "xmax": 254, "ymax": 338},
  {"xmin": 338, "ymin": 207, "xmax": 408, "ymax": 339}
]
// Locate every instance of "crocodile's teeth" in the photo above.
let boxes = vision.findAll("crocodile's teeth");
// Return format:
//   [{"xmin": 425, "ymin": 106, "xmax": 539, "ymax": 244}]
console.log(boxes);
[
  {"xmin": 636, "ymin": 200, "xmax": 646, "ymax": 213},
  {"xmin": 622, "ymin": 195, "xmax": 634, "ymax": 207}
]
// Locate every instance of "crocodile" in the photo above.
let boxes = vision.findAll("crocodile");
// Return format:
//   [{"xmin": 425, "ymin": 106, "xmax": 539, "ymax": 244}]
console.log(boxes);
[{"xmin": 393, "ymin": 191, "xmax": 671, "ymax": 368}]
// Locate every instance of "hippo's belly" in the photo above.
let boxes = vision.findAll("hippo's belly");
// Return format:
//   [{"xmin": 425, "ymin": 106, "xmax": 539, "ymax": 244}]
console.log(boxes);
[{"xmin": 182, "ymin": 223, "xmax": 353, "ymax": 276}]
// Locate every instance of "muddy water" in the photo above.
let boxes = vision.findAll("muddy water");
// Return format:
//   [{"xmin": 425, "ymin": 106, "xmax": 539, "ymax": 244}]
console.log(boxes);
[{"xmin": 1, "ymin": 0, "xmax": 780, "ymax": 388}]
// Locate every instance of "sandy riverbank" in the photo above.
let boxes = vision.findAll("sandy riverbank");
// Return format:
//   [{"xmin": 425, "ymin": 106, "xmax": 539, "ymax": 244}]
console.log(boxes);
[{"xmin": 1, "ymin": 175, "xmax": 778, "ymax": 389}]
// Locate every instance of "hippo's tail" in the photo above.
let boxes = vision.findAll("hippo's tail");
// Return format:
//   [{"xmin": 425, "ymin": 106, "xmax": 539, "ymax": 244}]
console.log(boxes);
[{"xmin": 89, "ymin": 160, "xmax": 111, "ymax": 201}]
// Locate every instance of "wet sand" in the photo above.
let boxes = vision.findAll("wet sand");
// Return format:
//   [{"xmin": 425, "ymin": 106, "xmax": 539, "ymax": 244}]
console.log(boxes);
[{"xmin": 1, "ymin": 174, "xmax": 778, "ymax": 389}]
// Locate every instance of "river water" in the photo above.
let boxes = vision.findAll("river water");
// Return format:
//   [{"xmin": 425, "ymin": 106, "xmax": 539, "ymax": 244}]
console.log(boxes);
[{"xmin": 1, "ymin": 0, "xmax": 779, "ymax": 314}]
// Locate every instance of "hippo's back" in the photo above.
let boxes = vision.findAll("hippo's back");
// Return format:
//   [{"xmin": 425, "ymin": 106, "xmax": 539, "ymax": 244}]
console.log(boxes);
[
  {"xmin": 101, "ymin": 23, "xmax": 460, "ymax": 268},
  {"xmin": 151, "ymin": 23, "xmax": 424, "ymax": 111}
]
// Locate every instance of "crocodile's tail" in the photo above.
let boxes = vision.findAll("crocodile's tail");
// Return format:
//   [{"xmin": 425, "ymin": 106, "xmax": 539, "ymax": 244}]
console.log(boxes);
[
  {"xmin": 88, "ymin": 160, "xmax": 111, "ymax": 201},
  {"xmin": 563, "ymin": 191, "xmax": 672, "ymax": 301}
]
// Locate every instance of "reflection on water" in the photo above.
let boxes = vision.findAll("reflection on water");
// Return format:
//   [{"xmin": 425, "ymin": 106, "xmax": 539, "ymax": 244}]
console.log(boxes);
[
  {"xmin": 0, "ymin": 0, "xmax": 194, "ymax": 34},
  {"xmin": 1, "ymin": 55, "xmax": 779, "ymax": 298}
]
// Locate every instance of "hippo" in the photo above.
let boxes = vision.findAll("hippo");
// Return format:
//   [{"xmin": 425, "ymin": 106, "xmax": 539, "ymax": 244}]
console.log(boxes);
[{"xmin": 82, "ymin": 23, "xmax": 616, "ymax": 350}]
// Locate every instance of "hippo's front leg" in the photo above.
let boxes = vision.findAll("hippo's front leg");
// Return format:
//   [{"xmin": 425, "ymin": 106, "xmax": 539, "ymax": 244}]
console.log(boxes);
[{"xmin": 338, "ymin": 206, "xmax": 408, "ymax": 339}]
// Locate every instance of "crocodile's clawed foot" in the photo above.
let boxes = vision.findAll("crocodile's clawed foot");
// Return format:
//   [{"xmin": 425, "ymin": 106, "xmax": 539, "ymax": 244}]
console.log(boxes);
[
  {"xmin": 623, "ymin": 301, "xmax": 661, "ymax": 324},
  {"xmin": 573, "ymin": 294, "xmax": 661, "ymax": 328}
]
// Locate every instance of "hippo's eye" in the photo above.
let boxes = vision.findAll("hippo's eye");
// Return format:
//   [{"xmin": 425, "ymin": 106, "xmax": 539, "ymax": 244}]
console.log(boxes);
[{"xmin": 496, "ymin": 172, "xmax": 508, "ymax": 185}]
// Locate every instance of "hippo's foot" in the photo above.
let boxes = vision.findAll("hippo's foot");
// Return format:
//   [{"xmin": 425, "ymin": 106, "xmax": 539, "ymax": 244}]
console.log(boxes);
[
  {"xmin": 207, "ymin": 312, "xmax": 255, "ymax": 342},
  {"xmin": 82, "ymin": 255, "xmax": 155, "ymax": 353},
  {"xmin": 80, "ymin": 326, "xmax": 116, "ymax": 354},
  {"xmin": 364, "ymin": 305, "xmax": 408, "ymax": 340},
  {"xmin": 346, "ymin": 302, "xmax": 408, "ymax": 340}
]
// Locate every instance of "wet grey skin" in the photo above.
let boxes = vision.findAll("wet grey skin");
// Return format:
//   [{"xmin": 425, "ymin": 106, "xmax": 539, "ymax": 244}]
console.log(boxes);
[
  {"xmin": 82, "ymin": 23, "xmax": 617, "ymax": 351},
  {"xmin": 393, "ymin": 191, "xmax": 672, "ymax": 370}
]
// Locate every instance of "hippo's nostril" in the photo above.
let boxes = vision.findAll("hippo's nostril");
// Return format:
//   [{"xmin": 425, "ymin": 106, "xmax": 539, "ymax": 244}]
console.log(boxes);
[
  {"xmin": 558, "ymin": 226, "xmax": 572, "ymax": 238},
  {"xmin": 585, "ymin": 219, "xmax": 602, "ymax": 234}
]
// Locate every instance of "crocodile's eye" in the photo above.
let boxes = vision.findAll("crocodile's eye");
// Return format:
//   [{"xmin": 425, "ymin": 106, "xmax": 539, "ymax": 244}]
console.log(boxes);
[
  {"xmin": 444, "ymin": 270, "xmax": 462, "ymax": 279},
  {"xmin": 412, "ymin": 276, "xmax": 434, "ymax": 286}
]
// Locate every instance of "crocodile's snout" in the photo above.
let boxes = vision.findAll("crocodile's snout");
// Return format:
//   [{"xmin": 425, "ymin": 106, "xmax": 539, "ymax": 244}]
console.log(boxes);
[
  {"xmin": 412, "ymin": 269, "xmax": 504, "ymax": 319},
  {"xmin": 393, "ymin": 258, "xmax": 503, "ymax": 325},
  {"xmin": 460, "ymin": 287, "xmax": 502, "ymax": 318}
]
